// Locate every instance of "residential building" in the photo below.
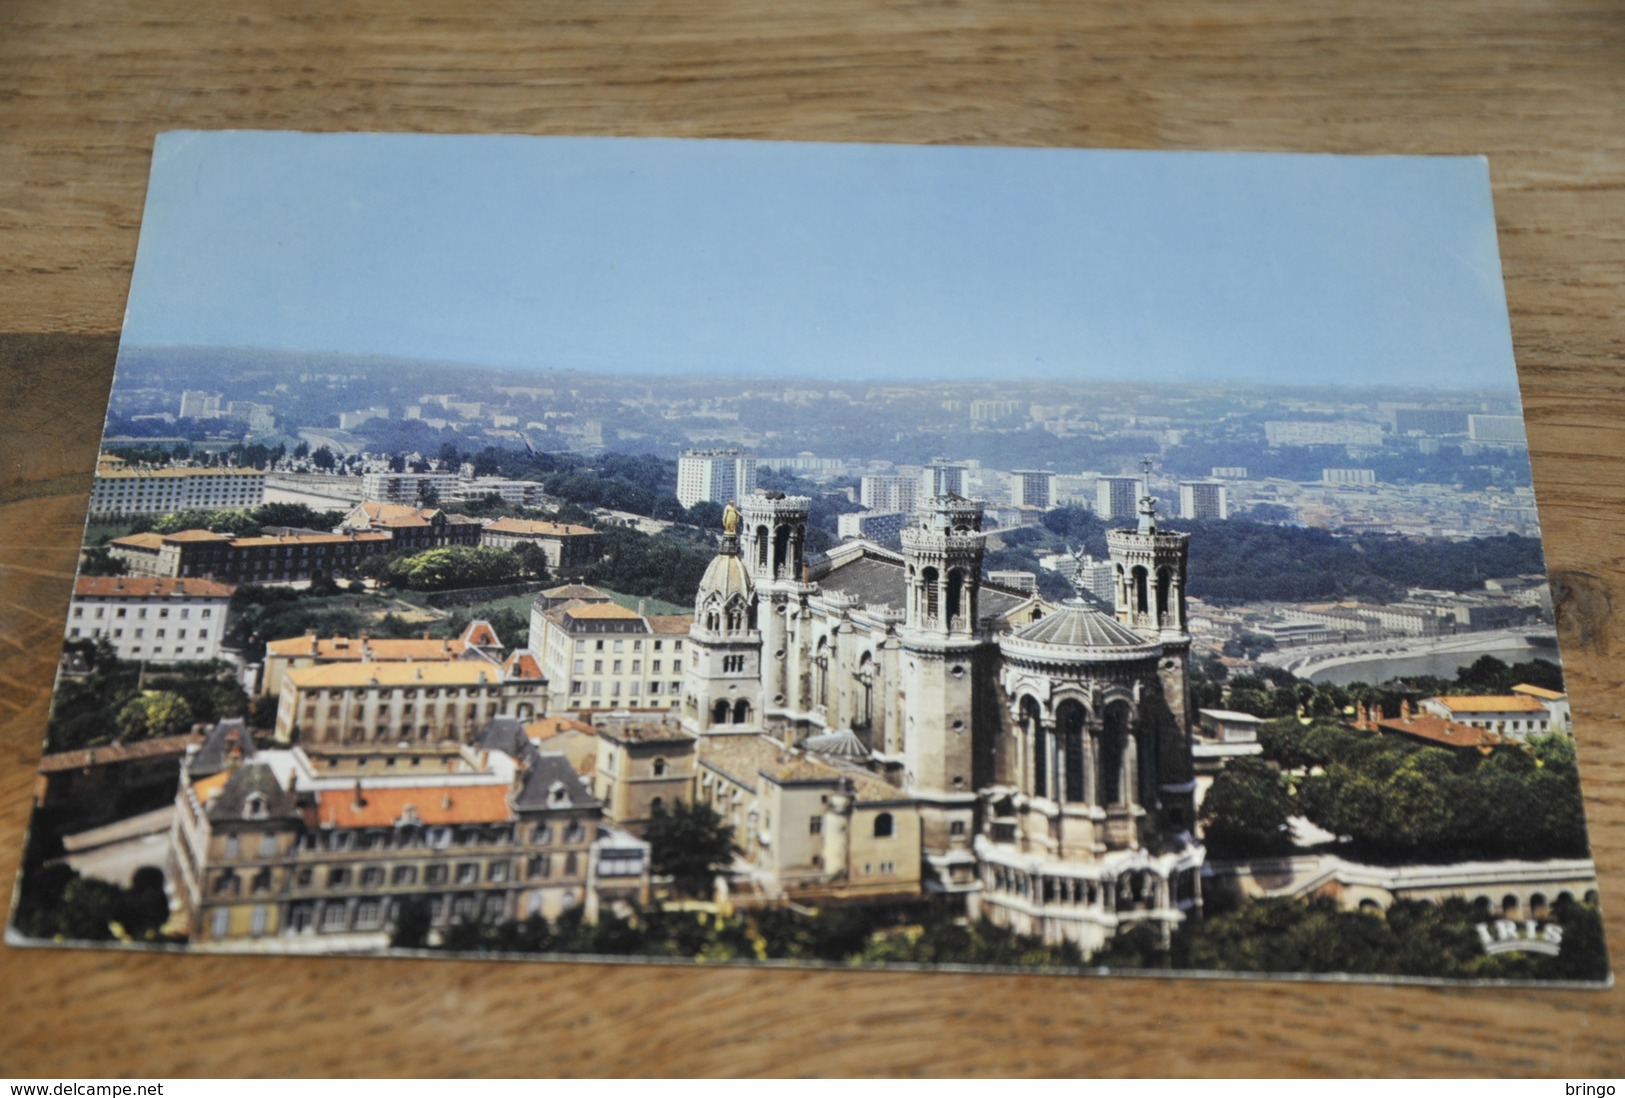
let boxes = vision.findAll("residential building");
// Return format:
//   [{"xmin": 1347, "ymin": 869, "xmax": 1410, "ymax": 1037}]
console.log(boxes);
[
  {"xmin": 676, "ymin": 448, "xmax": 757, "ymax": 508},
  {"xmin": 1419, "ymin": 694, "xmax": 1554, "ymax": 739},
  {"xmin": 479, "ymin": 518, "xmax": 601, "ymax": 571},
  {"xmin": 591, "ymin": 713, "xmax": 699, "ymax": 831},
  {"xmin": 1468, "ymin": 414, "xmax": 1528, "ymax": 445},
  {"xmin": 1264, "ymin": 421, "xmax": 1385, "ymax": 447},
  {"xmin": 110, "ymin": 529, "xmax": 395, "ymax": 585},
  {"xmin": 261, "ymin": 620, "xmax": 505, "ymax": 698},
  {"xmin": 696, "ymin": 731, "xmax": 924, "ymax": 900},
  {"xmin": 66, "ymin": 576, "xmax": 235, "ymax": 664},
  {"xmin": 858, "ymin": 474, "xmax": 917, "ymax": 515},
  {"xmin": 272, "ymin": 654, "xmax": 548, "ymax": 747},
  {"xmin": 836, "ymin": 510, "xmax": 908, "ymax": 545},
  {"xmin": 359, "ymin": 470, "xmax": 461, "ymax": 505},
  {"xmin": 1095, "ymin": 475, "xmax": 1140, "ymax": 520},
  {"xmin": 1011, "ymin": 469, "xmax": 1056, "ymax": 510},
  {"xmin": 1323, "ymin": 468, "xmax": 1377, "ymax": 486},
  {"xmin": 178, "ymin": 391, "xmax": 222, "ymax": 419},
  {"xmin": 169, "ymin": 721, "xmax": 648, "ymax": 945},
  {"xmin": 339, "ymin": 502, "xmax": 483, "ymax": 551},
  {"xmin": 527, "ymin": 589, "xmax": 690, "ymax": 713},
  {"xmin": 1512, "ymin": 683, "xmax": 1571, "ymax": 733},
  {"xmin": 1178, "ymin": 480, "xmax": 1230, "ymax": 520},
  {"xmin": 919, "ymin": 460, "xmax": 967, "ymax": 499},
  {"xmin": 88, "ymin": 461, "xmax": 265, "ymax": 518}
]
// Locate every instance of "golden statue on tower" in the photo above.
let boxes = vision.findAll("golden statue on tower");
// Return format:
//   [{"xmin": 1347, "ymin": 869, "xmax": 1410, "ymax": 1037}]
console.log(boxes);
[{"xmin": 721, "ymin": 499, "xmax": 741, "ymax": 536}]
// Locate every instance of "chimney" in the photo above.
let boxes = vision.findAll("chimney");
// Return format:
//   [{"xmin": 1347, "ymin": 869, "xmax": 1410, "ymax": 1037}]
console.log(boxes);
[
  {"xmin": 352, "ymin": 779, "xmax": 365, "ymax": 809},
  {"xmin": 1400, "ymin": 699, "xmax": 1413, "ymax": 721}
]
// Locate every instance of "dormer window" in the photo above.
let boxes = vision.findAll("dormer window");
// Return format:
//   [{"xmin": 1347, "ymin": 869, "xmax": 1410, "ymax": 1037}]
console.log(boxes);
[
  {"xmin": 548, "ymin": 781, "xmax": 570, "ymax": 808},
  {"xmin": 243, "ymin": 793, "xmax": 268, "ymax": 820}
]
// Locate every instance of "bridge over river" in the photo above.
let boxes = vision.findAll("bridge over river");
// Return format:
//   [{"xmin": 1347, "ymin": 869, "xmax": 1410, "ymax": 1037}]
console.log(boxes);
[{"xmin": 1260, "ymin": 628, "xmax": 1561, "ymax": 685}]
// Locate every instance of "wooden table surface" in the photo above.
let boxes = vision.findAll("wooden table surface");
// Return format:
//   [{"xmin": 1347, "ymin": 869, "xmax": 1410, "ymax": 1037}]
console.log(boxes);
[{"xmin": 2, "ymin": 0, "xmax": 1623, "ymax": 1078}]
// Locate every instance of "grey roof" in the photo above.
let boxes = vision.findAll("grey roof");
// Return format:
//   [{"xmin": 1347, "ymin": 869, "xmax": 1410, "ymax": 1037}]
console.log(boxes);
[
  {"xmin": 816, "ymin": 549, "xmax": 1030, "ymax": 619},
  {"xmin": 205, "ymin": 761, "xmax": 298, "ymax": 822},
  {"xmin": 803, "ymin": 728, "xmax": 870, "ymax": 758},
  {"xmin": 188, "ymin": 718, "xmax": 256, "ymax": 778},
  {"xmin": 512, "ymin": 751, "xmax": 599, "ymax": 812},
  {"xmin": 1012, "ymin": 601, "xmax": 1151, "ymax": 648},
  {"xmin": 474, "ymin": 715, "xmax": 530, "ymax": 758}
]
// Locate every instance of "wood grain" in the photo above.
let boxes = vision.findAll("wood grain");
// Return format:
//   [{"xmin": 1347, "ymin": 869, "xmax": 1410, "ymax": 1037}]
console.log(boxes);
[{"xmin": 1, "ymin": 0, "xmax": 1623, "ymax": 1077}]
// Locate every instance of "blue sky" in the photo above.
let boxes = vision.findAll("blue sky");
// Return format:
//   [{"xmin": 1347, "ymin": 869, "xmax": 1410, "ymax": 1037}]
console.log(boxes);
[{"xmin": 123, "ymin": 132, "xmax": 1518, "ymax": 389}]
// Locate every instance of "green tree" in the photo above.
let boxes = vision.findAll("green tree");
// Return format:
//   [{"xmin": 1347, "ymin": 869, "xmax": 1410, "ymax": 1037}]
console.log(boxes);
[
  {"xmin": 1200, "ymin": 757, "xmax": 1294, "ymax": 856},
  {"xmin": 644, "ymin": 801, "xmax": 735, "ymax": 898},
  {"xmin": 78, "ymin": 546, "xmax": 128, "ymax": 576}
]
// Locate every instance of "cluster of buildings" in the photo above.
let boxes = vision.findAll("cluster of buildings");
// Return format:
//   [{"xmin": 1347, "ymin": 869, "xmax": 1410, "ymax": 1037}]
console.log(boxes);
[{"xmin": 106, "ymin": 501, "xmax": 599, "ymax": 586}]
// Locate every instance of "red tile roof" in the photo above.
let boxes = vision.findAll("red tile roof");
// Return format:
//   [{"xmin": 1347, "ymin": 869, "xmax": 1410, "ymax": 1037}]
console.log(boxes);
[
  {"xmin": 314, "ymin": 784, "xmax": 514, "ymax": 828},
  {"xmin": 73, "ymin": 576, "xmax": 236, "ymax": 599}
]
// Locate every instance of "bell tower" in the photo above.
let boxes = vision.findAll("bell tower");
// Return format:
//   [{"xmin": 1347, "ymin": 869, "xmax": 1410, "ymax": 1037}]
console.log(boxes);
[
  {"xmin": 1106, "ymin": 461, "xmax": 1189, "ymax": 640},
  {"xmin": 897, "ymin": 494, "xmax": 986, "ymax": 893},
  {"xmin": 683, "ymin": 509, "xmax": 763, "ymax": 734},
  {"xmin": 1104, "ymin": 461, "xmax": 1196, "ymax": 827},
  {"xmin": 739, "ymin": 493, "xmax": 814, "ymax": 735}
]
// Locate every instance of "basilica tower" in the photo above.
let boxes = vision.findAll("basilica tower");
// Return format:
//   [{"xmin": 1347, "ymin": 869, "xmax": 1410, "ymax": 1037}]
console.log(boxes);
[
  {"xmin": 739, "ymin": 493, "xmax": 814, "ymax": 736},
  {"xmin": 683, "ymin": 503, "xmax": 764, "ymax": 733},
  {"xmin": 1103, "ymin": 463, "xmax": 1197, "ymax": 830},
  {"xmin": 897, "ymin": 494, "xmax": 986, "ymax": 893}
]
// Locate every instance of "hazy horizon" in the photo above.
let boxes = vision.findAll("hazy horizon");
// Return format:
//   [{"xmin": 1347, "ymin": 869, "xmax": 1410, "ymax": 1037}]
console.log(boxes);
[{"xmin": 121, "ymin": 133, "xmax": 1520, "ymax": 392}]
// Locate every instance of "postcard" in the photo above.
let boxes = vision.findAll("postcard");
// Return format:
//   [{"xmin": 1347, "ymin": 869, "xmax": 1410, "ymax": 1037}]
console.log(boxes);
[{"xmin": 10, "ymin": 132, "xmax": 1608, "ymax": 985}]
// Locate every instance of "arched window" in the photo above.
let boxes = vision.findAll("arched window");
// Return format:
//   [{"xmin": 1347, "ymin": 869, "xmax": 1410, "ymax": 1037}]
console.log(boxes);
[
  {"xmin": 1100, "ymin": 703, "xmax": 1132, "ymax": 806},
  {"xmin": 1056, "ymin": 700, "xmax": 1087, "ymax": 804},
  {"xmin": 946, "ymin": 568, "xmax": 964, "ymax": 624},
  {"xmin": 1023, "ymin": 696, "xmax": 1047, "ymax": 798},
  {"xmin": 1155, "ymin": 566, "xmax": 1172, "ymax": 621},
  {"xmin": 755, "ymin": 526, "xmax": 770, "ymax": 569},
  {"xmin": 712, "ymin": 699, "xmax": 730, "ymax": 725},
  {"xmin": 732, "ymin": 698, "xmax": 750, "ymax": 724},
  {"xmin": 922, "ymin": 567, "xmax": 940, "ymax": 619},
  {"xmin": 873, "ymin": 812, "xmax": 894, "ymax": 839},
  {"xmin": 650, "ymin": 797, "xmax": 665, "ymax": 816},
  {"xmin": 1132, "ymin": 566, "xmax": 1150, "ymax": 615},
  {"xmin": 652, "ymin": 757, "xmax": 668, "ymax": 778}
]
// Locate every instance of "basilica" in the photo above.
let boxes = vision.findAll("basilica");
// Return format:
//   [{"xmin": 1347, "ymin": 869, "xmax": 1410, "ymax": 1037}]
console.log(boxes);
[{"xmin": 676, "ymin": 482, "xmax": 1206, "ymax": 954}]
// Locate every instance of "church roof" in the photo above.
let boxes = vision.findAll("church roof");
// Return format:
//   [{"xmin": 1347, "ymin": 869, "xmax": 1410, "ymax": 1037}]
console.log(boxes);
[
  {"xmin": 1013, "ymin": 601, "xmax": 1150, "ymax": 648},
  {"xmin": 698, "ymin": 546, "xmax": 753, "ymax": 604},
  {"xmin": 814, "ymin": 545, "xmax": 1029, "ymax": 619}
]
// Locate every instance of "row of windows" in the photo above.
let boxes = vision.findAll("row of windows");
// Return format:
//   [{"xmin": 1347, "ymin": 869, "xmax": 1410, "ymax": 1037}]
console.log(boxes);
[
  {"xmin": 73, "ymin": 605, "xmax": 214, "ymax": 619},
  {"xmin": 573, "ymin": 658, "xmax": 678, "ymax": 675},
  {"xmin": 73, "ymin": 625, "xmax": 208, "ymax": 640},
  {"xmin": 219, "ymin": 820, "xmax": 586, "ymax": 859},
  {"xmin": 569, "ymin": 680, "xmax": 683, "ymax": 696},
  {"xmin": 296, "ymin": 686, "xmax": 506, "ymax": 701},
  {"xmin": 211, "ymin": 853, "xmax": 583, "ymax": 896},
  {"xmin": 69, "ymin": 627, "xmax": 212, "ymax": 657},
  {"xmin": 572, "ymin": 638, "xmax": 669, "ymax": 652}
]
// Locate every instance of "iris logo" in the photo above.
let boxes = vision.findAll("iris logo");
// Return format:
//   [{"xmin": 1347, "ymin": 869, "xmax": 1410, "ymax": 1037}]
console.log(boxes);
[{"xmin": 1475, "ymin": 919, "xmax": 1563, "ymax": 956}]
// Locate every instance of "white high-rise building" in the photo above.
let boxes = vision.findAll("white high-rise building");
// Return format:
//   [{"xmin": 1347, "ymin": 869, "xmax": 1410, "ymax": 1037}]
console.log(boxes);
[
  {"xmin": 676, "ymin": 448, "xmax": 758, "ymax": 509},
  {"xmin": 1010, "ymin": 470, "xmax": 1055, "ymax": 510},
  {"xmin": 859, "ymin": 474, "xmax": 917, "ymax": 515},
  {"xmin": 1096, "ymin": 476, "xmax": 1141, "ymax": 520},
  {"xmin": 1179, "ymin": 481, "xmax": 1230, "ymax": 520},
  {"xmin": 920, "ymin": 460, "xmax": 967, "ymax": 499}
]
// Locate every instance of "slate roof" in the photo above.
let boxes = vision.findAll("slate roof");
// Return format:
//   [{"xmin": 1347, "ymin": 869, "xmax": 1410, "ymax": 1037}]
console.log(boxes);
[
  {"xmin": 512, "ymin": 751, "xmax": 598, "ymax": 812},
  {"xmin": 815, "ymin": 546, "xmax": 1030, "ymax": 619},
  {"xmin": 201, "ymin": 761, "xmax": 299, "ymax": 822},
  {"xmin": 187, "ymin": 718, "xmax": 257, "ymax": 778}
]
